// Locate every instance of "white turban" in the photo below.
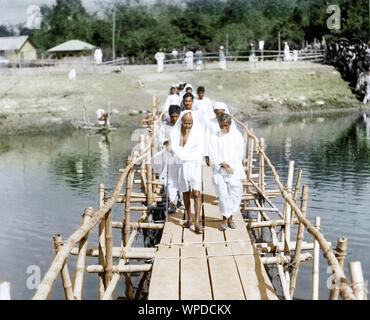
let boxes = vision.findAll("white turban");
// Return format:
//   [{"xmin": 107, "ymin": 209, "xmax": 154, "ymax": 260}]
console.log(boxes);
[{"xmin": 213, "ymin": 101, "xmax": 230, "ymax": 114}]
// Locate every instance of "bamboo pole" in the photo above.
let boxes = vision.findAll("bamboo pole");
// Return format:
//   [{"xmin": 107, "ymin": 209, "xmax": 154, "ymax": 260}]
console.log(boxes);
[
  {"xmin": 123, "ymin": 160, "xmax": 134, "ymax": 247},
  {"xmin": 102, "ymin": 259, "xmax": 125, "ymax": 300},
  {"xmin": 112, "ymin": 221, "xmax": 164, "ymax": 229},
  {"xmin": 258, "ymin": 138, "xmax": 265, "ymax": 191},
  {"xmin": 139, "ymin": 134, "xmax": 147, "ymax": 193},
  {"xmin": 289, "ymin": 185, "xmax": 309, "ymax": 298},
  {"xmin": 349, "ymin": 261, "xmax": 367, "ymax": 300},
  {"xmin": 86, "ymin": 264, "xmax": 152, "ymax": 273},
  {"xmin": 73, "ymin": 207, "xmax": 93, "ymax": 300},
  {"xmin": 270, "ymin": 226, "xmax": 291, "ymax": 300},
  {"xmin": 243, "ymin": 122, "xmax": 248, "ymax": 167},
  {"xmin": 53, "ymin": 235, "xmax": 74, "ymax": 300},
  {"xmin": 282, "ymin": 161, "xmax": 294, "ymax": 247},
  {"xmin": 247, "ymin": 131, "xmax": 255, "ymax": 179},
  {"xmin": 256, "ymin": 138, "xmax": 264, "ymax": 243},
  {"xmin": 105, "ymin": 206, "xmax": 113, "ymax": 288},
  {"xmin": 70, "ymin": 247, "xmax": 156, "ymax": 259},
  {"xmin": 311, "ymin": 216, "xmax": 321, "ymax": 300},
  {"xmin": 292, "ymin": 168, "xmax": 303, "ymax": 204},
  {"xmin": 135, "ymin": 272, "xmax": 149, "ymax": 300},
  {"xmin": 248, "ymin": 218, "xmax": 300, "ymax": 229},
  {"xmin": 247, "ymin": 179, "xmax": 284, "ymax": 219},
  {"xmin": 145, "ymin": 135, "xmax": 153, "ymax": 203},
  {"xmin": 261, "ymin": 253, "xmax": 312, "ymax": 265},
  {"xmin": 255, "ymin": 240, "xmax": 329, "ymax": 253},
  {"xmin": 98, "ymin": 184, "xmax": 106, "ymax": 299},
  {"xmin": 258, "ymin": 148, "xmax": 356, "ymax": 300},
  {"xmin": 330, "ymin": 237, "xmax": 348, "ymax": 300}
]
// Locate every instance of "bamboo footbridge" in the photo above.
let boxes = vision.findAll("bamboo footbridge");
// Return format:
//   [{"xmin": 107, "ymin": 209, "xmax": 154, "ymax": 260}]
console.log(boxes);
[{"xmin": 32, "ymin": 95, "xmax": 366, "ymax": 300}]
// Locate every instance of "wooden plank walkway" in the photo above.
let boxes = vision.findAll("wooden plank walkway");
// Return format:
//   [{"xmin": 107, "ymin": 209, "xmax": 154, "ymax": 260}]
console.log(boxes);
[{"xmin": 148, "ymin": 166, "xmax": 278, "ymax": 300}]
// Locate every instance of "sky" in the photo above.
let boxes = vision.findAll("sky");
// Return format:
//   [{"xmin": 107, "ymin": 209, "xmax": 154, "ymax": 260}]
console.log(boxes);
[{"xmin": 0, "ymin": 0, "xmax": 101, "ymax": 26}]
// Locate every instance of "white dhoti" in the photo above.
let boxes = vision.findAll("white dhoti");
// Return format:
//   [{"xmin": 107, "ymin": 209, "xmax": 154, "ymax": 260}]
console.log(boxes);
[
  {"xmin": 219, "ymin": 60, "xmax": 227, "ymax": 70},
  {"xmin": 170, "ymin": 110, "xmax": 205, "ymax": 193},
  {"xmin": 176, "ymin": 161, "xmax": 202, "ymax": 193},
  {"xmin": 213, "ymin": 173, "xmax": 243, "ymax": 218}
]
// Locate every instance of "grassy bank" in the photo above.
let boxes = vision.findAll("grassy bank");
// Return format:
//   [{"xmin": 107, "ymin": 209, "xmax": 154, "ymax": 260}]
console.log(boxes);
[{"xmin": 0, "ymin": 61, "xmax": 363, "ymax": 135}]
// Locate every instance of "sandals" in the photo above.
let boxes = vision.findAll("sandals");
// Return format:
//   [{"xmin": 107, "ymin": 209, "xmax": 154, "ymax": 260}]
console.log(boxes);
[
  {"xmin": 194, "ymin": 223, "xmax": 204, "ymax": 234},
  {"xmin": 228, "ymin": 222, "xmax": 236, "ymax": 229},
  {"xmin": 183, "ymin": 221, "xmax": 203, "ymax": 233},
  {"xmin": 183, "ymin": 221, "xmax": 193, "ymax": 228}
]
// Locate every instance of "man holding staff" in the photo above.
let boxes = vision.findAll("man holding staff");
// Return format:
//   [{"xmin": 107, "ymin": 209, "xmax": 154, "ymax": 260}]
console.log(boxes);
[
  {"xmin": 166, "ymin": 110, "xmax": 204, "ymax": 233},
  {"xmin": 208, "ymin": 113, "xmax": 245, "ymax": 230}
]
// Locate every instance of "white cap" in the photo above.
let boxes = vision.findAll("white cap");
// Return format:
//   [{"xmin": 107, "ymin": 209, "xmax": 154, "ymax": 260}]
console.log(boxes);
[
  {"xmin": 213, "ymin": 101, "xmax": 228, "ymax": 111},
  {"xmin": 220, "ymin": 46, "xmax": 224, "ymax": 49}
]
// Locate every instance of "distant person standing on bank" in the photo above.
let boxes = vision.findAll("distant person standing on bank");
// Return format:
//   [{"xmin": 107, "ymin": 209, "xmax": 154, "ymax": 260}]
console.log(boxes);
[
  {"xmin": 195, "ymin": 48, "xmax": 203, "ymax": 71},
  {"xmin": 171, "ymin": 48, "xmax": 178, "ymax": 63},
  {"xmin": 249, "ymin": 43, "xmax": 257, "ymax": 63},
  {"xmin": 155, "ymin": 49, "xmax": 165, "ymax": 73},
  {"xmin": 185, "ymin": 48, "xmax": 194, "ymax": 71},
  {"xmin": 219, "ymin": 46, "xmax": 227, "ymax": 70}
]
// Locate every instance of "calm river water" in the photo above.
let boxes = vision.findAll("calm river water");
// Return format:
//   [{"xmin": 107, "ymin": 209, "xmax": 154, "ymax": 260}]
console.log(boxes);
[{"xmin": 0, "ymin": 111, "xmax": 369, "ymax": 300}]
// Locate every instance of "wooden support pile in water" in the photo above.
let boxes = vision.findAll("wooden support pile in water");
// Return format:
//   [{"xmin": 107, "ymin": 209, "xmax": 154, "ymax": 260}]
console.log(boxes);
[{"xmin": 30, "ymin": 94, "xmax": 366, "ymax": 300}]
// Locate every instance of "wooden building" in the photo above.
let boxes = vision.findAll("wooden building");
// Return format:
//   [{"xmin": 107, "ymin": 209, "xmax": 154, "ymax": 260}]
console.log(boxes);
[
  {"xmin": 0, "ymin": 36, "xmax": 37, "ymax": 61},
  {"xmin": 47, "ymin": 40, "xmax": 96, "ymax": 59}
]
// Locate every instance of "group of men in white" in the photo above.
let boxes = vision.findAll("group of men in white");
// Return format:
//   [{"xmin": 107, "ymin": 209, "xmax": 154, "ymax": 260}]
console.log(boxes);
[
  {"xmin": 154, "ymin": 47, "xmax": 227, "ymax": 73},
  {"xmin": 151, "ymin": 82, "xmax": 245, "ymax": 233}
]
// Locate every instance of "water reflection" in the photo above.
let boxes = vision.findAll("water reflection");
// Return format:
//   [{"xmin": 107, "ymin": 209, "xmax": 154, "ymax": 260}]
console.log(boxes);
[{"xmin": 53, "ymin": 153, "xmax": 101, "ymax": 191}]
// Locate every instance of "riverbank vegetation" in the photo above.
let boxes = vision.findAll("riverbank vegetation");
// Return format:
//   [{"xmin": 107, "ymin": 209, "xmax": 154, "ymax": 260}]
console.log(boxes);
[{"xmin": 1, "ymin": 0, "xmax": 369, "ymax": 61}]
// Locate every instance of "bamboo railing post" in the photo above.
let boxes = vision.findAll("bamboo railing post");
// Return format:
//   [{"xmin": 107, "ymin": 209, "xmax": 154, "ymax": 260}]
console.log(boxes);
[
  {"xmin": 292, "ymin": 168, "xmax": 303, "ymax": 204},
  {"xmin": 53, "ymin": 235, "xmax": 74, "ymax": 300},
  {"xmin": 123, "ymin": 158, "xmax": 134, "ymax": 247},
  {"xmin": 330, "ymin": 237, "xmax": 348, "ymax": 300},
  {"xmin": 283, "ymin": 161, "xmax": 294, "ymax": 247},
  {"xmin": 258, "ymin": 138, "xmax": 265, "ymax": 191},
  {"xmin": 73, "ymin": 207, "xmax": 93, "ymax": 300},
  {"xmin": 270, "ymin": 226, "xmax": 292, "ymax": 300},
  {"xmin": 257, "ymin": 138, "xmax": 265, "ymax": 241},
  {"xmin": 105, "ymin": 207, "xmax": 113, "ymax": 288},
  {"xmin": 135, "ymin": 271, "xmax": 149, "ymax": 300},
  {"xmin": 243, "ymin": 122, "xmax": 248, "ymax": 167},
  {"xmin": 102, "ymin": 259, "xmax": 125, "ymax": 300},
  {"xmin": 139, "ymin": 134, "xmax": 147, "ymax": 193},
  {"xmin": 312, "ymin": 216, "xmax": 321, "ymax": 300},
  {"xmin": 145, "ymin": 135, "xmax": 153, "ymax": 203},
  {"xmin": 247, "ymin": 133, "xmax": 255, "ymax": 179},
  {"xmin": 289, "ymin": 185, "xmax": 308, "ymax": 298},
  {"xmin": 98, "ymin": 184, "xmax": 106, "ymax": 299},
  {"xmin": 349, "ymin": 261, "xmax": 367, "ymax": 300}
]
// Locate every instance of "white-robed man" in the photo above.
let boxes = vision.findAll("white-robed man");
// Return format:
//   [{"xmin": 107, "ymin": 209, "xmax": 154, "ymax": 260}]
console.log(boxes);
[
  {"xmin": 193, "ymin": 86, "xmax": 214, "ymax": 130},
  {"xmin": 204, "ymin": 101, "xmax": 235, "ymax": 166},
  {"xmin": 208, "ymin": 113, "xmax": 246, "ymax": 230},
  {"xmin": 185, "ymin": 48, "xmax": 194, "ymax": 70},
  {"xmin": 155, "ymin": 49, "xmax": 165, "ymax": 73},
  {"xmin": 153, "ymin": 105, "xmax": 182, "ymax": 213},
  {"xmin": 161, "ymin": 84, "xmax": 181, "ymax": 120},
  {"xmin": 166, "ymin": 110, "xmax": 205, "ymax": 233}
]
